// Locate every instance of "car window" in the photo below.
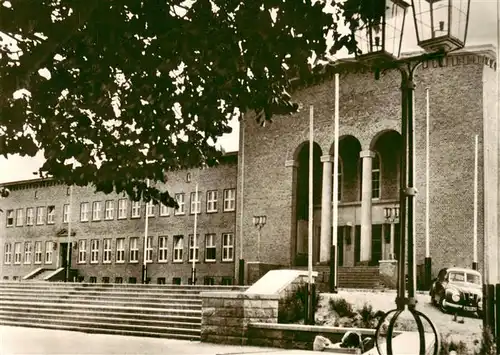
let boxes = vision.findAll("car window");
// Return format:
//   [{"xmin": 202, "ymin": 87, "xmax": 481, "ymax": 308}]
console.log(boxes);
[
  {"xmin": 466, "ymin": 273, "xmax": 481, "ymax": 284},
  {"xmin": 449, "ymin": 272, "xmax": 465, "ymax": 282}
]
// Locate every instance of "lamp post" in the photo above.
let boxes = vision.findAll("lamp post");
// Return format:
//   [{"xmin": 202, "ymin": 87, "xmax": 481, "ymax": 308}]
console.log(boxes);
[
  {"xmin": 383, "ymin": 207, "xmax": 400, "ymax": 260},
  {"xmin": 252, "ymin": 215, "xmax": 267, "ymax": 262},
  {"xmin": 334, "ymin": 1, "xmax": 472, "ymax": 354}
]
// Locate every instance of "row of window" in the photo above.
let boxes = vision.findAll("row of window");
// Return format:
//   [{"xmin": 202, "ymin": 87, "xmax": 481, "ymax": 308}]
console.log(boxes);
[
  {"xmin": 2, "ymin": 275, "xmax": 234, "ymax": 286},
  {"xmin": 5, "ymin": 189, "xmax": 236, "ymax": 227},
  {"xmin": 3, "ymin": 233, "xmax": 235, "ymax": 266}
]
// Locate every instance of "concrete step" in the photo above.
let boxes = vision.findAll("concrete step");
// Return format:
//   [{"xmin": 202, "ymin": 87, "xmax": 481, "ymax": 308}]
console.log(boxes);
[
  {"xmin": 0, "ymin": 318, "xmax": 200, "ymax": 340},
  {"xmin": 0, "ymin": 305, "xmax": 201, "ymax": 323},
  {"xmin": 0, "ymin": 300, "xmax": 201, "ymax": 316},
  {"xmin": 0, "ymin": 296, "xmax": 201, "ymax": 310},
  {"xmin": 0, "ymin": 309, "xmax": 201, "ymax": 329}
]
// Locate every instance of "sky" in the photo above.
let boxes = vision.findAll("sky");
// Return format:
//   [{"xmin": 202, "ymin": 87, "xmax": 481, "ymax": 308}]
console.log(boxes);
[{"xmin": 0, "ymin": 0, "xmax": 498, "ymax": 183}]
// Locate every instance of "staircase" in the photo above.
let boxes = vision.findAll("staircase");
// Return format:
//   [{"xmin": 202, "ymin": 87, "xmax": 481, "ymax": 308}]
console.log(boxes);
[
  {"xmin": 0, "ymin": 281, "xmax": 247, "ymax": 339},
  {"xmin": 337, "ymin": 266, "xmax": 382, "ymax": 289}
]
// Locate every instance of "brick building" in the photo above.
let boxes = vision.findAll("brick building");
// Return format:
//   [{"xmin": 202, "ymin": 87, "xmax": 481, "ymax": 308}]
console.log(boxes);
[
  {"xmin": 0, "ymin": 154, "xmax": 238, "ymax": 285},
  {"xmin": 236, "ymin": 44, "xmax": 498, "ymax": 282},
  {"xmin": 0, "ymin": 45, "xmax": 498, "ymax": 286}
]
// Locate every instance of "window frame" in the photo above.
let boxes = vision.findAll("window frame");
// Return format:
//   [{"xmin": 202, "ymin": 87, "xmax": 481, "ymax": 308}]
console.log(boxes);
[
  {"xmin": 117, "ymin": 199, "xmax": 128, "ymax": 220},
  {"xmin": 80, "ymin": 202, "xmax": 89, "ymax": 222},
  {"xmin": 131, "ymin": 201, "xmax": 141, "ymax": 219},
  {"xmin": 15, "ymin": 208, "xmax": 23, "ymax": 227},
  {"xmin": 190, "ymin": 192, "xmax": 201, "ymax": 215},
  {"xmin": 92, "ymin": 201, "xmax": 102, "ymax": 221},
  {"xmin": 90, "ymin": 239, "xmax": 100, "ymax": 264},
  {"xmin": 174, "ymin": 193, "xmax": 185, "ymax": 215},
  {"xmin": 6, "ymin": 209, "xmax": 14, "ymax": 227},
  {"xmin": 34, "ymin": 241, "xmax": 42, "ymax": 264},
  {"xmin": 145, "ymin": 236, "xmax": 153, "ymax": 263},
  {"xmin": 158, "ymin": 236, "xmax": 168, "ymax": 263},
  {"xmin": 14, "ymin": 242, "xmax": 21, "ymax": 264},
  {"xmin": 26, "ymin": 207, "xmax": 34, "ymax": 226},
  {"xmin": 47, "ymin": 205, "xmax": 55, "ymax": 224},
  {"xmin": 146, "ymin": 202, "xmax": 155, "ymax": 218},
  {"xmin": 129, "ymin": 237, "xmax": 139, "ymax": 263},
  {"xmin": 372, "ymin": 152, "xmax": 381, "ymax": 200},
  {"xmin": 188, "ymin": 234, "xmax": 200, "ymax": 262},
  {"xmin": 63, "ymin": 204, "xmax": 70, "ymax": 223},
  {"xmin": 78, "ymin": 239, "xmax": 87, "ymax": 264},
  {"xmin": 206, "ymin": 190, "xmax": 218, "ymax": 213},
  {"xmin": 173, "ymin": 235, "xmax": 184, "ymax": 262},
  {"xmin": 45, "ymin": 241, "xmax": 53, "ymax": 264},
  {"xmin": 116, "ymin": 238, "xmax": 125, "ymax": 263},
  {"xmin": 103, "ymin": 238, "xmax": 112, "ymax": 264},
  {"xmin": 36, "ymin": 206, "xmax": 45, "ymax": 225},
  {"xmin": 4, "ymin": 243, "xmax": 12, "ymax": 264},
  {"xmin": 205, "ymin": 234, "xmax": 216, "ymax": 262},
  {"xmin": 222, "ymin": 233, "xmax": 234, "ymax": 262},
  {"xmin": 223, "ymin": 189, "xmax": 236, "ymax": 212},
  {"xmin": 104, "ymin": 200, "xmax": 115, "ymax": 220}
]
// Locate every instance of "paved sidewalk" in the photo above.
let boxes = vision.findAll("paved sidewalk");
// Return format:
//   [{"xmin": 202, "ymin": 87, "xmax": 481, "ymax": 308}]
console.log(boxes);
[{"xmin": 0, "ymin": 326, "xmax": 319, "ymax": 355}]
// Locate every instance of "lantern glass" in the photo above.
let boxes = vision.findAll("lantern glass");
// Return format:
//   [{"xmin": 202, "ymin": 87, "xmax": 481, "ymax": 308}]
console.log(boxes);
[
  {"xmin": 384, "ymin": 207, "xmax": 391, "ymax": 219},
  {"xmin": 253, "ymin": 216, "xmax": 258, "ymax": 226},
  {"xmin": 411, "ymin": 0, "xmax": 471, "ymax": 52},
  {"xmin": 355, "ymin": 0, "xmax": 409, "ymax": 62}
]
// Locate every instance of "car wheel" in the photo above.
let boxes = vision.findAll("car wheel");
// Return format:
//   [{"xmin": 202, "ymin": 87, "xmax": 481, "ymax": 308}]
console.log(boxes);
[{"xmin": 439, "ymin": 296, "xmax": 449, "ymax": 314}]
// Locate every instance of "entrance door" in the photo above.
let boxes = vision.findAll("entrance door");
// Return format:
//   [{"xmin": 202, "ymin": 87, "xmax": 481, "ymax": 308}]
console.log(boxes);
[
  {"xmin": 60, "ymin": 242, "xmax": 72, "ymax": 268},
  {"xmin": 371, "ymin": 225, "xmax": 383, "ymax": 265}
]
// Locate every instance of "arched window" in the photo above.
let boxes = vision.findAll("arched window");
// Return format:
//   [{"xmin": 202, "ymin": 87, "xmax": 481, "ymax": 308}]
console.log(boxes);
[
  {"xmin": 332, "ymin": 157, "xmax": 343, "ymax": 202},
  {"xmin": 372, "ymin": 153, "xmax": 381, "ymax": 199}
]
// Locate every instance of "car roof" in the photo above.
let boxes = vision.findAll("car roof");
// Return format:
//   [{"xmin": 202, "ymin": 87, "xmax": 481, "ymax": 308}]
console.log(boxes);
[{"xmin": 447, "ymin": 267, "xmax": 481, "ymax": 275}]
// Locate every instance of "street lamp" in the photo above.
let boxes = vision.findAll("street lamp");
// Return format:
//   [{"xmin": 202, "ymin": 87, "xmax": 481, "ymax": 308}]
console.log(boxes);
[
  {"xmin": 346, "ymin": 1, "xmax": 472, "ymax": 354},
  {"xmin": 252, "ymin": 215, "xmax": 267, "ymax": 262}
]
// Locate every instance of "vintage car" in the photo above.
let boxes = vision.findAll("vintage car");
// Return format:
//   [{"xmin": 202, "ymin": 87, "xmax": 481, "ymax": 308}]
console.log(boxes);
[{"xmin": 429, "ymin": 267, "xmax": 482, "ymax": 316}]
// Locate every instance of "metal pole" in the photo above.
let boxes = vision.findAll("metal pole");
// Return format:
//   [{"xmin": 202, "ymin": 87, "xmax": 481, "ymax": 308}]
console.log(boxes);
[
  {"xmin": 192, "ymin": 181, "xmax": 199, "ymax": 284},
  {"xmin": 257, "ymin": 227, "xmax": 261, "ymax": 262},
  {"xmin": 407, "ymin": 74, "xmax": 417, "ymax": 301},
  {"xmin": 331, "ymin": 73, "xmax": 340, "ymax": 292},
  {"xmin": 142, "ymin": 179, "xmax": 150, "ymax": 284},
  {"xmin": 473, "ymin": 134, "xmax": 478, "ymax": 270},
  {"xmin": 307, "ymin": 105, "xmax": 314, "ymax": 325},
  {"xmin": 424, "ymin": 87, "xmax": 432, "ymax": 290},
  {"xmin": 65, "ymin": 185, "xmax": 73, "ymax": 282},
  {"xmin": 239, "ymin": 115, "xmax": 246, "ymax": 285}
]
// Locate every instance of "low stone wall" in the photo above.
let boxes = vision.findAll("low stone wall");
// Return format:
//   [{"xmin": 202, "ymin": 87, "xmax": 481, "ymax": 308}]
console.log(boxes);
[
  {"xmin": 200, "ymin": 291, "xmax": 279, "ymax": 345},
  {"xmin": 246, "ymin": 262, "xmax": 282, "ymax": 285},
  {"xmin": 247, "ymin": 323, "xmax": 381, "ymax": 350}
]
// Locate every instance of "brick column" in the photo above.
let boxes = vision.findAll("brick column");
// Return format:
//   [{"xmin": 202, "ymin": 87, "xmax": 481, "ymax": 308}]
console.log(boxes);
[
  {"xmin": 319, "ymin": 155, "xmax": 333, "ymax": 263},
  {"xmin": 360, "ymin": 150, "xmax": 375, "ymax": 263}
]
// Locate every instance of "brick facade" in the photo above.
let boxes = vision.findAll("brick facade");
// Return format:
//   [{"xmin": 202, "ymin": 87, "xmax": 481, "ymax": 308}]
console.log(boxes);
[
  {"xmin": 0, "ymin": 155, "xmax": 238, "ymax": 285},
  {"xmin": 236, "ymin": 45, "xmax": 497, "ymax": 280}
]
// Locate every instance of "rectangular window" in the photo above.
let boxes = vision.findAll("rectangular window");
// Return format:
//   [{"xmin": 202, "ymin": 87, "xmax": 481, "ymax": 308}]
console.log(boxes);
[
  {"xmin": 204, "ymin": 277, "xmax": 215, "ymax": 285},
  {"xmin": 47, "ymin": 205, "xmax": 55, "ymax": 224},
  {"xmin": 131, "ymin": 201, "xmax": 141, "ymax": 218},
  {"xmin": 175, "ymin": 193, "xmax": 185, "ymax": 215},
  {"xmin": 34, "ymin": 241, "xmax": 42, "ymax": 264},
  {"xmin": 206, "ymin": 190, "xmax": 218, "ymax": 213},
  {"xmin": 145, "ymin": 236, "xmax": 153, "ymax": 263},
  {"xmin": 129, "ymin": 237, "xmax": 139, "ymax": 262},
  {"xmin": 372, "ymin": 154, "xmax": 381, "ymax": 199},
  {"xmin": 160, "ymin": 203, "xmax": 170, "ymax": 216},
  {"xmin": 45, "ymin": 241, "xmax": 53, "ymax": 264},
  {"xmin": 92, "ymin": 201, "xmax": 102, "ymax": 221},
  {"xmin": 118, "ymin": 199, "xmax": 128, "ymax": 219},
  {"xmin": 4, "ymin": 243, "xmax": 12, "ymax": 264},
  {"xmin": 158, "ymin": 236, "xmax": 168, "ymax": 262},
  {"xmin": 145, "ymin": 202, "xmax": 154, "ymax": 218},
  {"xmin": 36, "ymin": 207, "xmax": 45, "ymax": 225},
  {"xmin": 221, "ymin": 277, "xmax": 233, "ymax": 286},
  {"xmin": 80, "ymin": 202, "xmax": 89, "ymax": 222},
  {"xmin": 78, "ymin": 240, "xmax": 87, "ymax": 263},
  {"xmin": 14, "ymin": 242, "xmax": 21, "ymax": 264},
  {"xmin": 205, "ymin": 234, "xmax": 216, "ymax": 261},
  {"xmin": 223, "ymin": 189, "xmax": 236, "ymax": 212},
  {"xmin": 24, "ymin": 242, "xmax": 32, "ymax": 264},
  {"xmin": 63, "ymin": 204, "xmax": 69, "ymax": 223},
  {"xmin": 26, "ymin": 208, "xmax": 34, "ymax": 226},
  {"xmin": 190, "ymin": 192, "xmax": 201, "ymax": 214},
  {"xmin": 15, "ymin": 208, "xmax": 23, "ymax": 226},
  {"xmin": 116, "ymin": 238, "xmax": 125, "ymax": 263},
  {"xmin": 188, "ymin": 234, "xmax": 199, "ymax": 262},
  {"xmin": 90, "ymin": 239, "xmax": 100, "ymax": 264},
  {"xmin": 6, "ymin": 210, "xmax": 14, "ymax": 227},
  {"xmin": 103, "ymin": 238, "xmax": 112, "ymax": 263},
  {"xmin": 115, "ymin": 277, "xmax": 123, "ymax": 284},
  {"xmin": 104, "ymin": 200, "xmax": 114, "ymax": 220},
  {"xmin": 222, "ymin": 233, "xmax": 234, "ymax": 261},
  {"xmin": 173, "ymin": 235, "xmax": 183, "ymax": 262}
]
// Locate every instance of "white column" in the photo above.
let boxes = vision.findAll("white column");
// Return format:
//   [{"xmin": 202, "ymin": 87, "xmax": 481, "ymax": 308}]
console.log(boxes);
[
  {"xmin": 320, "ymin": 155, "xmax": 334, "ymax": 263},
  {"xmin": 390, "ymin": 223, "xmax": 395, "ymax": 260},
  {"xmin": 360, "ymin": 150, "xmax": 375, "ymax": 262}
]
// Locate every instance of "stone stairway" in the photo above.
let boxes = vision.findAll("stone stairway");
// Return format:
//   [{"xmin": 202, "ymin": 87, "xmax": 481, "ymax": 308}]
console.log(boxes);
[
  {"xmin": 0, "ymin": 281, "xmax": 247, "ymax": 339},
  {"xmin": 337, "ymin": 266, "xmax": 382, "ymax": 289}
]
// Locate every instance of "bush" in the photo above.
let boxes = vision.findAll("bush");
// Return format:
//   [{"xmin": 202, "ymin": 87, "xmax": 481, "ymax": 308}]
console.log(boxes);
[
  {"xmin": 278, "ymin": 284, "xmax": 320, "ymax": 324},
  {"xmin": 440, "ymin": 335, "xmax": 468, "ymax": 355},
  {"xmin": 474, "ymin": 326, "xmax": 496, "ymax": 355},
  {"xmin": 328, "ymin": 297, "xmax": 355, "ymax": 318}
]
